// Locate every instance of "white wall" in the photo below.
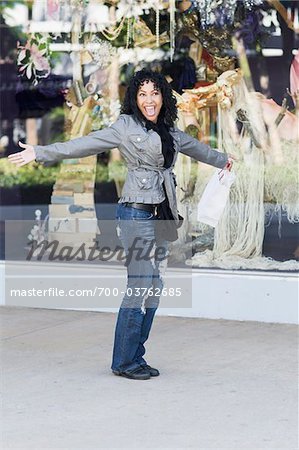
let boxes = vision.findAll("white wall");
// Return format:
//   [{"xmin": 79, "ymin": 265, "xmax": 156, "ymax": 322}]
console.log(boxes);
[
  {"xmin": 1, "ymin": 262, "xmax": 297, "ymax": 324},
  {"xmin": 157, "ymin": 269, "xmax": 298, "ymax": 324}
]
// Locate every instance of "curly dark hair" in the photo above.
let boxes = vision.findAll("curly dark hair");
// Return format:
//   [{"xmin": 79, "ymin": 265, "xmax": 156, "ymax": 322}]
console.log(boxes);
[{"xmin": 120, "ymin": 69, "xmax": 177, "ymax": 128}]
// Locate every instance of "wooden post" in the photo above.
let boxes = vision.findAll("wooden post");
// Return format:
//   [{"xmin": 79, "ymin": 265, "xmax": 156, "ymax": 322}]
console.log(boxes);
[
  {"xmin": 48, "ymin": 9, "xmax": 99, "ymax": 250},
  {"xmin": 25, "ymin": 118, "xmax": 38, "ymax": 146},
  {"xmin": 71, "ymin": 9, "xmax": 82, "ymax": 82}
]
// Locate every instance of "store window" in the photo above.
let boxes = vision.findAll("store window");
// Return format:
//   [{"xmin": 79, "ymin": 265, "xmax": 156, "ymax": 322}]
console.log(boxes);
[{"xmin": 1, "ymin": 0, "xmax": 298, "ymax": 271}]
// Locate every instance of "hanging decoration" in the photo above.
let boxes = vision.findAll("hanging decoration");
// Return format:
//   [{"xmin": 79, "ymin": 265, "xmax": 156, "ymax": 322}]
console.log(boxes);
[
  {"xmin": 19, "ymin": 0, "xmax": 182, "ymax": 88},
  {"xmin": 46, "ymin": 0, "xmax": 89, "ymax": 21},
  {"xmin": 99, "ymin": 10, "xmax": 128, "ymax": 41},
  {"xmin": 169, "ymin": 0, "xmax": 176, "ymax": 61},
  {"xmin": 177, "ymin": 0, "xmax": 267, "ymax": 72},
  {"xmin": 126, "ymin": 17, "xmax": 133, "ymax": 48},
  {"xmin": 17, "ymin": 34, "xmax": 51, "ymax": 85},
  {"xmin": 155, "ymin": 0, "xmax": 160, "ymax": 48},
  {"xmin": 86, "ymin": 35, "xmax": 117, "ymax": 69},
  {"xmin": 133, "ymin": 17, "xmax": 169, "ymax": 48},
  {"xmin": 193, "ymin": 0, "xmax": 263, "ymax": 29}
]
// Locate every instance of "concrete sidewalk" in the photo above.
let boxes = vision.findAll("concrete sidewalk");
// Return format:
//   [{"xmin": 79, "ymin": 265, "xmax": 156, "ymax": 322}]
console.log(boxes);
[{"xmin": 1, "ymin": 307, "xmax": 298, "ymax": 449}]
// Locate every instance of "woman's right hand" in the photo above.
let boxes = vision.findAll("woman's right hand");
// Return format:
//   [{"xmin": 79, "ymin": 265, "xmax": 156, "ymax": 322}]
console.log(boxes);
[{"xmin": 8, "ymin": 141, "xmax": 36, "ymax": 167}]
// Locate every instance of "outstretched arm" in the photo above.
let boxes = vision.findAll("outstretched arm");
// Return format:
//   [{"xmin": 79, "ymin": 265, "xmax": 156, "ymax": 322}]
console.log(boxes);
[
  {"xmin": 8, "ymin": 115, "xmax": 127, "ymax": 167},
  {"xmin": 178, "ymin": 130, "xmax": 235, "ymax": 169},
  {"xmin": 8, "ymin": 142, "xmax": 36, "ymax": 167}
]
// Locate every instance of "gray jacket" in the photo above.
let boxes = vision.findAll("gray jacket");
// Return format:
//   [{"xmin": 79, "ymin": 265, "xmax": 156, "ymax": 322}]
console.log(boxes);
[{"xmin": 34, "ymin": 114, "xmax": 228, "ymax": 224}]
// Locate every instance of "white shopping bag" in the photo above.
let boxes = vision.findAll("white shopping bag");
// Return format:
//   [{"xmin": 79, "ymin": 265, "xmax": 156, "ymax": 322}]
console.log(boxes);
[{"xmin": 197, "ymin": 169, "xmax": 236, "ymax": 227}]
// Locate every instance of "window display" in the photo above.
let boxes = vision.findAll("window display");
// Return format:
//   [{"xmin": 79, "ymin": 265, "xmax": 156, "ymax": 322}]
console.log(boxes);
[{"xmin": 1, "ymin": 0, "xmax": 298, "ymax": 270}]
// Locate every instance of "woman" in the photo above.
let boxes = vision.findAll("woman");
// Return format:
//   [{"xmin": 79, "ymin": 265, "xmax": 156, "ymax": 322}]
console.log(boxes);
[{"xmin": 8, "ymin": 69, "xmax": 233, "ymax": 380}]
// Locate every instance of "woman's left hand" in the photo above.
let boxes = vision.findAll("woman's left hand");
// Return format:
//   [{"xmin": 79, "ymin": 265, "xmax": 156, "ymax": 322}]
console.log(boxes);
[{"xmin": 225, "ymin": 153, "xmax": 238, "ymax": 171}]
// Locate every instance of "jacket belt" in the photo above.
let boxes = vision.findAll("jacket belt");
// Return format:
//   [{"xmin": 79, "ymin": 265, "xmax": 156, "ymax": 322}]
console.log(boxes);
[{"xmin": 124, "ymin": 202, "xmax": 157, "ymax": 212}]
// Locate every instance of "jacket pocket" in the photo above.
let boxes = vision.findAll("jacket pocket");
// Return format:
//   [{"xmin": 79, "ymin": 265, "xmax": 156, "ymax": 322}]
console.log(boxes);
[
  {"xmin": 128, "ymin": 133, "xmax": 149, "ymax": 152},
  {"xmin": 134, "ymin": 169, "xmax": 153, "ymax": 190}
]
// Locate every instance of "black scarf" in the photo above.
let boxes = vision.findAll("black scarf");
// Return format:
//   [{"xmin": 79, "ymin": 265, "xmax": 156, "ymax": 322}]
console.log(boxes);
[
  {"xmin": 144, "ymin": 118, "xmax": 174, "ymax": 220},
  {"xmin": 144, "ymin": 118, "xmax": 182, "ymax": 241},
  {"xmin": 144, "ymin": 117, "xmax": 174, "ymax": 169}
]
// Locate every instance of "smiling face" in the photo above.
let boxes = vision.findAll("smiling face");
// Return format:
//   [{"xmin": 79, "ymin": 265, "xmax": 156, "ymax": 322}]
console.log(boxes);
[{"xmin": 136, "ymin": 80, "xmax": 163, "ymax": 123}]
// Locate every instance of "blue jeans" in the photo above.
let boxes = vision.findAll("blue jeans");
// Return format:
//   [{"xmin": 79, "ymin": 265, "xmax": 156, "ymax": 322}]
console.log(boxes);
[{"xmin": 111, "ymin": 204, "xmax": 168, "ymax": 373}]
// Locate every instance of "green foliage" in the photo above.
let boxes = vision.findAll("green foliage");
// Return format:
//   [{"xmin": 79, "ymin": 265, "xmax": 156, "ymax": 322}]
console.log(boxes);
[
  {"xmin": 0, "ymin": 159, "xmax": 126, "ymax": 188},
  {"xmin": 0, "ymin": 159, "xmax": 59, "ymax": 188},
  {"xmin": 95, "ymin": 161, "xmax": 127, "ymax": 184},
  {"xmin": 47, "ymin": 107, "xmax": 66, "ymax": 143},
  {"xmin": 95, "ymin": 163, "xmax": 109, "ymax": 183},
  {"xmin": 184, "ymin": 125, "xmax": 199, "ymax": 139},
  {"xmin": 108, "ymin": 160, "xmax": 127, "ymax": 182}
]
